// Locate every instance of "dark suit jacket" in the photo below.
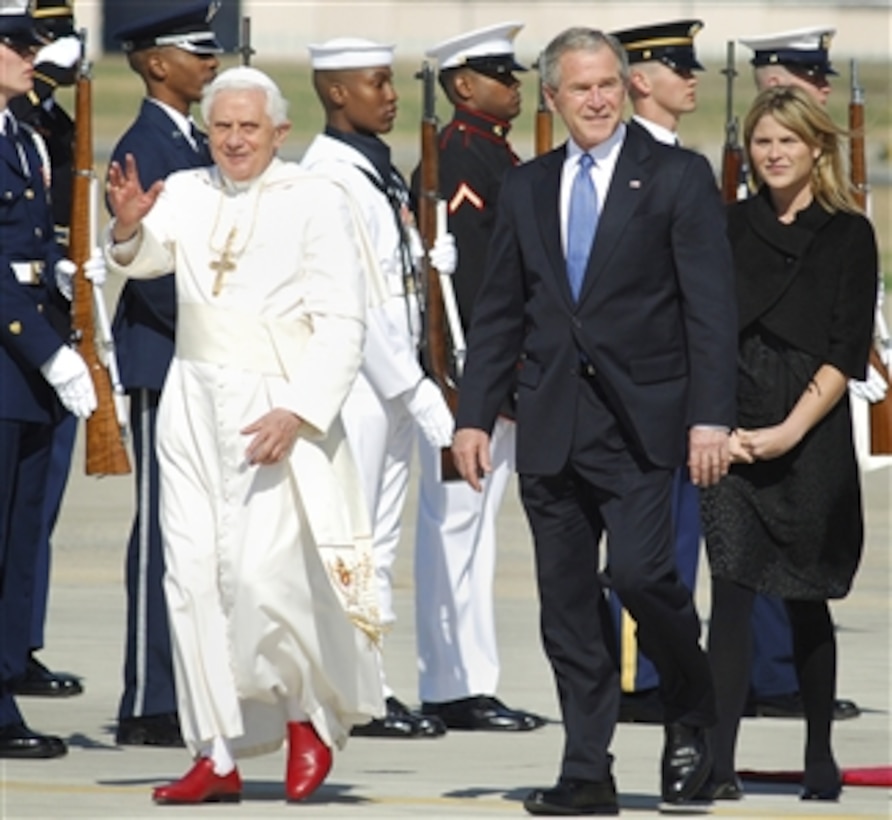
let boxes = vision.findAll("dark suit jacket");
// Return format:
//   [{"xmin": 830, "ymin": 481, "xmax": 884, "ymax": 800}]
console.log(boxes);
[
  {"xmin": 109, "ymin": 99, "xmax": 212, "ymax": 391},
  {"xmin": 455, "ymin": 123, "xmax": 738, "ymax": 474}
]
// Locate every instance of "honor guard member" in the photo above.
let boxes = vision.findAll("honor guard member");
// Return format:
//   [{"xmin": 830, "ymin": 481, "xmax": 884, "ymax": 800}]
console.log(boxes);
[
  {"xmin": 740, "ymin": 26, "xmax": 836, "ymax": 106},
  {"xmin": 0, "ymin": 0, "xmax": 96, "ymax": 759},
  {"xmin": 410, "ymin": 22, "xmax": 545, "ymax": 732},
  {"xmin": 608, "ymin": 18, "xmax": 705, "ymax": 725},
  {"xmin": 109, "ymin": 0, "xmax": 221, "ymax": 747},
  {"xmin": 9, "ymin": 0, "xmax": 84, "ymax": 700},
  {"xmin": 302, "ymin": 37, "xmax": 458, "ymax": 738},
  {"xmin": 737, "ymin": 25, "xmax": 863, "ymax": 725}
]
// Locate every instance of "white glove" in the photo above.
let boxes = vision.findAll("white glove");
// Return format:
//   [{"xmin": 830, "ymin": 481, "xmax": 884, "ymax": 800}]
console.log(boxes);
[
  {"xmin": 403, "ymin": 378, "xmax": 454, "ymax": 448},
  {"xmin": 36, "ymin": 35, "xmax": 80, "ymax": 70},
  {"xmin": 849, "ymin": 364, "xmax": 888, "ymax": 403},
  {"xmin": 429, "ymin": 232, "xmax": 457, "ymax": 276},
  {"xmin": 54, "ymin": 258, "xmax": 76, "ymax": 301},
  {"xmin": 40, "ymin": 346, "xmax": 97, "ymax": 418},
  {"xmin": 83, "ymin": 249, "xmax": 107, "ymax": 288}
]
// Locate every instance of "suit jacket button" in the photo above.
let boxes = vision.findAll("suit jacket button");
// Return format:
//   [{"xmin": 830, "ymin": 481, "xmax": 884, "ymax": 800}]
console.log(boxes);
[
  {"xmin": 9, "ymin": 320, "xmax": 22, "ymax": 334},
  {"xmin": 24, "ymin": 188, "xmax": 35, "ymax": 199}
]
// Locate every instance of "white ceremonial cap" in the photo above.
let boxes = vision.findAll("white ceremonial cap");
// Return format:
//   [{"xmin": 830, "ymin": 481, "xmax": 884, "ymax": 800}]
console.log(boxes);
[
  {"xmin": 739, "ymin": 25, "xmax": 837, "ymax": 76},
  {"xmin": 308, "ymin": 37, "xmax": 394, "ymax": 70},
  {"xmin": 426, "ymin": 21, "xmax": 525, "ymax": 71}
]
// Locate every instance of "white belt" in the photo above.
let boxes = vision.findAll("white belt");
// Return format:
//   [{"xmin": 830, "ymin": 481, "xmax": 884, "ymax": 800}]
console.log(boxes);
[
  {"xmin": 176, "ymin": 302, "xmax": 311, "ymax": 381},
  {"xmin": 11, "ymin": 260, "xmax": 44, "ymax": 285}
]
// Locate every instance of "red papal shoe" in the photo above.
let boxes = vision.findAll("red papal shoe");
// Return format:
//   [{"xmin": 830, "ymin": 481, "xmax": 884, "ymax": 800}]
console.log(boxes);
[
  {"xmin": 285, "ymin": 721, "xmax": 332, "ymax": 802},
  {"xmin": 152, "ymin": 757, "xmax": 242, "ymax": 804}
]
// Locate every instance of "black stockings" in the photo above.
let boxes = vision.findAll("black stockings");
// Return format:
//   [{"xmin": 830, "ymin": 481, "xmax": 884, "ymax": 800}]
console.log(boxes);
[{"xmin": 707, "ymin": 578, "xmax": 838, "ymax": 790}]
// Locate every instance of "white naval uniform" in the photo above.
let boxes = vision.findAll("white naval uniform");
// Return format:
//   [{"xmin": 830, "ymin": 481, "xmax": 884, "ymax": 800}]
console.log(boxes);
[
  {"xmin": 301, "ymin": 134, "xmax": 436, "ymax": 697},
  {"xmin": 105, "ymin": 159, "xmax": 383, "ymax": 759},
  {"xmin": 414, "ymin": 416, "xmax": 516, "ymax": 701}
]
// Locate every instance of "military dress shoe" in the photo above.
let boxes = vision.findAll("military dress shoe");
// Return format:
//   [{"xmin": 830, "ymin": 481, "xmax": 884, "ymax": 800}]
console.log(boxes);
[
  {"xmin": 421, "ymin": 695, "xmax": 546, "ymax": 731},
  {"xmin": 350, "ymin": 696, "xmax": 446, "ymax": 738},
  {"xmin": 0, "ymin": 723, "xmax": 67, "ymax": 759},
  {"xmin": 12, "ymin": 654, "xmax": 83, "ymax": 697},
  {"xmin": 751, "ymin": 692, "xmax": 861, "ymax": 721},
  {"xmin": 660, "ymin": 723, "xmax": 711, "ymax": 805},
  {"xmin": 152, "ymin": 758, "xmax": 242, "ymax": 804},
  {"xmin": 116, "ymin": 712, "xmax": 184, "ymax": 747},
  {"xmin": 523, "ymin": 777, "xmax": 619, "ymax": 816},
  {"xmin": 617, "ymin": 689, "xmax": 663, "ymax": 724}
]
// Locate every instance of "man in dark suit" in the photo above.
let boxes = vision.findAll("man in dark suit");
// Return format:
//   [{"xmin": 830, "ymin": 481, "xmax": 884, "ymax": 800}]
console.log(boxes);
[
  {"xmin": 108, "ymin": 0, "xmax": 220, "ymax": 747},
  {"xmin": 452, "ymin": 27, "xmax": 737, "ymax": 814}
]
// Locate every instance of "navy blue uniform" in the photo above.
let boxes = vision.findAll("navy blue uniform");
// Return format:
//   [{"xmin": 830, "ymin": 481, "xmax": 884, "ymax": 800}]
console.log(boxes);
[
  {"xmin": 10, "ymin": 74, "xmax": 77, "ymax": 658},
  {"xmin": 109, "ymin": 99, "xmax": 211, "ymax": 724},
  {"xmin": 0, "ymin": 116, "xmax": 67, "ymax": 728}
]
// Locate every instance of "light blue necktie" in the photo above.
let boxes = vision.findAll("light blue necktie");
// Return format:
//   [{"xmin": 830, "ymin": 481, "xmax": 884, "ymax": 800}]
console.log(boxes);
[{"xmin": 566, "ymin": 152, "xmax": 598, "ymax": 301}]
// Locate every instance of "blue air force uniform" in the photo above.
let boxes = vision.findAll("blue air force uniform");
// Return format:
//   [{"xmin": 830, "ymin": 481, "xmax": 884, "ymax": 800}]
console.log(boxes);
[{"xmin": 0, "ymin": 76, "xmax": 69, "ymax": 743}]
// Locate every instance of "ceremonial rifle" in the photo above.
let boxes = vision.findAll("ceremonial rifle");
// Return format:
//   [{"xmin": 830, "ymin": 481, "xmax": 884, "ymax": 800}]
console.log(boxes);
[
  {"xmin": 719, "ymin": 41, "xmax": 747, "ymax": 203},
  {"xmin": 416, "ymin": 60, "xmax": 462, "ymax": 481},
  {"xmin": 238, "ymin": 16, "xmax": 255, "ymax": 66},
  {"xmin": 849, "ymin": 59, "xmax": 892, "ymax": 454},
  {"xmin": 534, "ymin": 53, "xmax": 553, "ymax": 156},
  {"xmin": 70, "ymin": 30, "xmax": 131, "ymax": 475}
]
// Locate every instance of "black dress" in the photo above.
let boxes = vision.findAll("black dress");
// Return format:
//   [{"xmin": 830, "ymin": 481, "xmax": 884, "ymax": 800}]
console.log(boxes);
[{"xmin": 702, "ymin": 189, "xmax": 878, "ymax": 601}]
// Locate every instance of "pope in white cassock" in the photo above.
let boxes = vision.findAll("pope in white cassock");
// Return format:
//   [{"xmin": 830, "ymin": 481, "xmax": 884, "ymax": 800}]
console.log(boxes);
[{"xmin": 104, "ymin": 66, "xmax": 384, "ymax": 806}]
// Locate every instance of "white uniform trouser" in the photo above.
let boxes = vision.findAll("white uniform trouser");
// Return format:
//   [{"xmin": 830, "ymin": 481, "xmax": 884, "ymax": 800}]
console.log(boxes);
[
  {"xmin": 341, "ymin": 371, "xmax": 414, "ymax": 698},
  {"xmin": 414, "ymin": 416, "xmax": 516, "ymax": 703}
]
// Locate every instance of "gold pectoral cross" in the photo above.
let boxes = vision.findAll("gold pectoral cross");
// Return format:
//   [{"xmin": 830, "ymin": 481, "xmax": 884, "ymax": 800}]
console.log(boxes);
[{"xmin": 210, "ymin": 227, "xmax": 237, "ymax": 296}]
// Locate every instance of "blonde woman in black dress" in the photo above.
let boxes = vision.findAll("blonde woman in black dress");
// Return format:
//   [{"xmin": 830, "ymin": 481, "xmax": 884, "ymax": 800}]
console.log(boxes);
[{"xmin": 701, "ymin": 86, "xmax": 878, "ymax": 802}]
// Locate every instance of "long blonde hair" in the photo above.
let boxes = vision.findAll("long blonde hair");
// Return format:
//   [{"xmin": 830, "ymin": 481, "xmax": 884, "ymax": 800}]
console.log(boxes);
[{"xmin": 743, "ymin": 86, "xmax": 859, "ymax": 214}]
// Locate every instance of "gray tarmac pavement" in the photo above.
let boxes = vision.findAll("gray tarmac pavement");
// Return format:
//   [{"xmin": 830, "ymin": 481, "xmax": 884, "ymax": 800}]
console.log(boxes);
[{"xmin": 1, "ymin": 432, "xmax": 889, "ymax": 819}]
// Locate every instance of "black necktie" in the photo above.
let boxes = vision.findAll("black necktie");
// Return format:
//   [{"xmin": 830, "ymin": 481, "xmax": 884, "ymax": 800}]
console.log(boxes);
[{"xmin": 3, "ymin": 114, "xmax": 31, "ymax": 177}]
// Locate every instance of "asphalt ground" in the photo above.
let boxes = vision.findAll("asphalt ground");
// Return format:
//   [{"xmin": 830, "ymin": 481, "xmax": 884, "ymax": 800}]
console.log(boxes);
[{"xmin": 0, "ymin": 432, "xmax": 889, "ymax": 819}]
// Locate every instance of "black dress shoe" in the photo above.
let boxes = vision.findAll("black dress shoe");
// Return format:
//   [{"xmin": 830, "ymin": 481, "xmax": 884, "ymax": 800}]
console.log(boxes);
[
  {"xmin": 523, "ymin": 777, "xmax": 619, "ymax": 816},
  {"xmin": 350, "ymin": 696, "xmax": 446, "ymax": 738},
  {"xmin": 12, "ymin": 654, "xmax": 83, "ymax": 698},
  {"xmin": 116, "ymin": 713, "xmax": 184, "ymax": 747},
  {"xmin": 0, "ymin": 723, "xmax": 67, "ymax": 759},
  {"xmin": 617, "ymin": 689, "xmax": 663, "ymax": 724},
  {"xmin": 660, "ymin": 723, "xmax": 711, "ymax": 804},
  {"xmin": 421, "ymin": 695, "xmax": 546, "ymax": 731},
  {"xmin": 752, "ymin": 692, "xmax": 861, "ymax": 721},
  {"xmin": 694, "ymin": 776, "xmax": 743, "ymax": 801},
  {"xmin": 801, "ymin": 760, "xmax": 842, "ymax": 801}
]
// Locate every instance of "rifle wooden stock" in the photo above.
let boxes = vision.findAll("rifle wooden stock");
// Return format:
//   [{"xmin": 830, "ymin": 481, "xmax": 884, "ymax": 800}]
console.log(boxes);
[
  {"xmin": 534, "ymin": 56, "xmax": 553, "ymax": 156},
  {"xmin": 721, "ymin": 144, "xmax": 744, "ymax": 204},
  {"xmin": 417, "ymin": 63, "xmax": 461, "ymax": 481},
  {"xmin": 720, "ymin": 41, "xmax": 745, "ymax": 203},
  {"xmin": 69, "ymin": 50, "xmax": 131, "ymax": 476},
  {"xmin": 849, "ymin": 59, "xmax": 892, "ymax": 454}
]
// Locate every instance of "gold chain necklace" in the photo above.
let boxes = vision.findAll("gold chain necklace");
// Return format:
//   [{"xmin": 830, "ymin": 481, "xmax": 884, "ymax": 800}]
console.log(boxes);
[{"xmin": 208, "ymin": 174, "xmax": 264, "ymax": 296}]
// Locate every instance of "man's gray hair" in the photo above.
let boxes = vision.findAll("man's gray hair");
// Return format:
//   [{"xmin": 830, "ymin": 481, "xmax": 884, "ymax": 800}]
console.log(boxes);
[
  {"xmin": 200, "ymin": 66, "xmax": 289, "ymax": 126},
  {"xmin": 541, "ymin": 27, "xmax": 629, "ymax": 91}
]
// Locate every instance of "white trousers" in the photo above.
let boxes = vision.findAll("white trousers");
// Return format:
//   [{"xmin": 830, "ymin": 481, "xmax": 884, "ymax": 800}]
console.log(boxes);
[
  {"xmin": 413, "ymin": 417, "xmax": 516, "ymax": 703},
  {"xmin": 341, "ymin": 372, "xmax": 415, "ymax": 696}
]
